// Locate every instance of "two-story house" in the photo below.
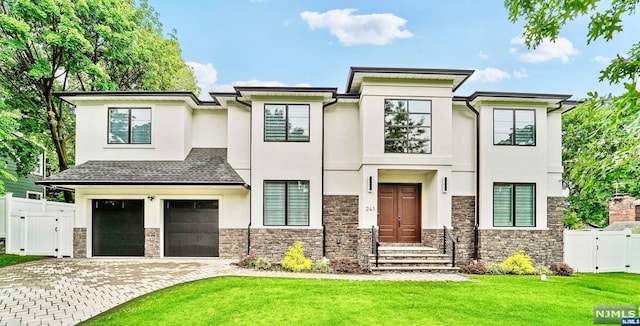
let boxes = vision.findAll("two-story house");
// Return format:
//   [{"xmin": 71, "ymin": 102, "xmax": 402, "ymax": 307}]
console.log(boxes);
[{"xmin": 41, "ymin": 67, "xmax": 575, "ymax": 268}]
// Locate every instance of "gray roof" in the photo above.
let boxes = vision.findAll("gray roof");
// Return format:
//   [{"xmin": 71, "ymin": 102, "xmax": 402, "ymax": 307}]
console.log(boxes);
[
  {"xmin": 38, "ymin": 148, "xmax": 247, "ymax": 186},
  {"xmin": 604, "ymin": 222, "xmax": 640, "ymax": 231}
]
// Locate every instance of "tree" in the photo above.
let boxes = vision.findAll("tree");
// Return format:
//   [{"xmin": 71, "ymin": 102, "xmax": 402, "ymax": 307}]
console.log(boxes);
[
  {"xmin": 0, "ymin": 0, "xmax": 198, "ymax": 202},
  {"xmin": 505, "ymin": 0, "xmax": 639, "ymax": 93},
  {"xmin": 0, "ymin": 106, "xmax": 40, "ymax": 194}
]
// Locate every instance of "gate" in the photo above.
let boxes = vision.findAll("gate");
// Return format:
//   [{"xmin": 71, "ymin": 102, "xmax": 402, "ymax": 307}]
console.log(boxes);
[
  {"xmin": 7, "ymin": 211, "xmax": 73, "ymax": 257},
  {"xmin": 564, "ymin": 229, "xmax": 639, "ymax": 273}
]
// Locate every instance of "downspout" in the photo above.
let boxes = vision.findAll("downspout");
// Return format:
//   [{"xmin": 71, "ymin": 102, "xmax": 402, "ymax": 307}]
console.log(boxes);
[
  {"xmin": 236, "ymin": 95, "xmax": 253, "ymax": 255},
  {"xmin": 464, "ymin": 99, "xmax": 480, "ymax": 260},
  {"xmin": 321, "ymin": 96, "xmax": 339, "ymax": 258}
]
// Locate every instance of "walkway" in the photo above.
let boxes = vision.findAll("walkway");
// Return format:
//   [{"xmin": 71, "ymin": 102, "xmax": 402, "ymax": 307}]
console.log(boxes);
[{"xmin": 0, "ymin": 258, "xmax": 467, "ymax": 326}]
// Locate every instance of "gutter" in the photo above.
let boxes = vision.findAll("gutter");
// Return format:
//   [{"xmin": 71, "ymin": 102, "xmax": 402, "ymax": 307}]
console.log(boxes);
[
  {"xmin": 321, "ymin": 96, "xmax": 339, "ymax": 258},
  {"xmin": 235, "ymin": 95, "xmax": 253, "ymax": 255},
  {"xmin": 464, "ymin": 98, "xmax": 480, "ymax": 260}
]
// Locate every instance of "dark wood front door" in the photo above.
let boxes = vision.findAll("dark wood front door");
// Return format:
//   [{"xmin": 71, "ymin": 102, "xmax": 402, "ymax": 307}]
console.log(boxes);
[{"xmin": 378, "ymin": 184, "xmax": 421, "ymax": 243}]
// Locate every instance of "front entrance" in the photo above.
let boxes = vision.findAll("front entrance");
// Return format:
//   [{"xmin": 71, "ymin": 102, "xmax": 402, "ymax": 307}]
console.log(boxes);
[{"xmin": 378, "ymin": 184, "xmax": 421, "ymax": 243}]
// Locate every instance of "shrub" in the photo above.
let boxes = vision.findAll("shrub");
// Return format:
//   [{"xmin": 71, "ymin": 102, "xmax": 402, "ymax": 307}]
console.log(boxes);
[
  {"xmin": 534, "ymin": 265, "xmax": 551, "ymax": 276},
  {"xmin": 460, "ymin": 261, "xmax": 487, "ymax": 274},
  {"xmin": 237, "ymin": 254, "xmax": 256, "ymax": 268},
  {"xmin": 253, "ymin": 257, "xmax": 272, "ymax": 271},
  {"xmin": 550, "ymin": 262, "xmax": 574, "ymax": 276},
  {"xmin": 281, "ymin": 241, "xmax": 312, "ymax": 272},
  {"xmin": 331, "ymin": 257, "xmax": 362, "ymax": 274},
  {"xmin": 501, "ymin": 250, "xmax": 536, "ymax": 275},
  {"xmin": 486, "ymin": 263, "xmax": 507, "ymax": 275},
  {"xmin": 312, "ymin": 259, "xmax": 333, "ymax": 273}
]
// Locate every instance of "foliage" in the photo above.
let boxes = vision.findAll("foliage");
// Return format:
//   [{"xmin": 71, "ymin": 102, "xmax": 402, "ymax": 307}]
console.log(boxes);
[
  {"xmin": 0, "ymin": 254, "xmax": 47, "ymax": 268},
  {"xmin": 535, "ymin": 265, "xmax": 552, "ymax": 276},
  {"xmin": 505, "ymin": 0, "xmax": 640, "ymax": 96},
  {"xmin": 330, "ymin": 257, "xmax": 362, "ymax": 274},
  {"xmin": 0, "ymin": 0, "xmax": 198, "ymax": 201},
  {"xmin": 281, "ymin": 241, "xmax": 312, "ymax": 272},
  {"xmin": 550, "ymin": 262, "xmax": 574, "ymax": 276},
  {"xmin": 85, "ymin": 274, "xmax": 640, "ymax": 325},
  {"xmin": 253, "ymin": 257, "xmax": 271, "ymax": 271},
  {"xmin": 0, "ymin": 104, "xmax": 41, "ymax": 194},
  {"xmin": 460, "ymin": 260, "xmax": 487, "ymax": 274},
  {"xmin": 562, "ymin": 92, "xmax": 640, "ymax": 226},
  {"xmin": 486, "ymin": 263, "xmax": 508, "ymax": 275},
  {"xmin": 311, "ymin": 259, "xmax": 333, "ymax": 273},
  {"xmin": 237, "ymin": 254, "xmax": 256, "ymax": 269},
  {"xmin": 501, "ymin": 250, "xmax": 536, "ymax": 275}
]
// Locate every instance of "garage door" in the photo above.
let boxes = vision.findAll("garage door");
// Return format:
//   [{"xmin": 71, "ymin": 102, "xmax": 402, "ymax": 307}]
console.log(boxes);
[
  {"xmin": 164, "ymin": 200, "xmax": 219, "ymax": 257},
  {"xmin": 92, "ymin": 200, "xmax": 144, "ymax": 256}
]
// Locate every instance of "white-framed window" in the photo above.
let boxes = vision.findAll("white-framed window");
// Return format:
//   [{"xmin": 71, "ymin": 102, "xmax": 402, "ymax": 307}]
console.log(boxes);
[
  {"xmin": 108, "ymin": 108, "xmax": 152, "ymax": 144},
  {"xmin": 264, "ymin": 180, "xmax": 309, "ymax": 226},
  {"xmin": 26, "ymin": 191, "xmax": 43, "ymax": 200},
  {"xmin": 493, "ymin": 183, "xmax": 535, "ymax": 227},
  {"xmin": 32, "ymin": 152, "xmax": 45, "ymax": 176},
  {"xmin": 264, "ymin": 104, "xmax": 310, "ymax": 142},
  {"xmin": 384, "ymin": 99, "xmax": 432, "ymax": 154},
  {"xmin": 493, "ymin": 109, "xmax": 536, "ymax": 146}
]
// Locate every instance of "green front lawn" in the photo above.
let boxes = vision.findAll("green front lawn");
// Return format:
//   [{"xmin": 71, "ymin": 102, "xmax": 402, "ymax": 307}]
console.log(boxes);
[
  {"xmin": 0, "ymin": 254, "xmax": 47, "ymax": 268},
  {"xmin": 85, "ymin": 273, "xmax": 640, "ymax": 325}
]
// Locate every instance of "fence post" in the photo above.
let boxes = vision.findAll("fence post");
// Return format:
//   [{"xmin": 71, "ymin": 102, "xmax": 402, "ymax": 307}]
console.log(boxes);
[
  {"xmin": 56, "ymin": 211, "xmax": 62, "ymax": 258},
  {"xmin": 20, "ymin": 211, "xmax": 27, "ymax": 256},
  {"xmin": 4, "ymin": 193, "xmax": 12, "ymax": 252}
]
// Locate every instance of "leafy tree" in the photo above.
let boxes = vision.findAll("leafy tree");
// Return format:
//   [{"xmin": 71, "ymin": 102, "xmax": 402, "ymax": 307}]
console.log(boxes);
[
  {"xmin": 562, "ymin": 91, "xmax": 640, "ymax": 227},
  {"xmin": 0, "ymin": 0, "xmax": 198, "ymax": 202},
  {"xmin": 505, "ymin": 0, "xmax": 639, "ymax": 94},
  {"xmin": 0, "ymin": 106, "xmax": 40, "ymax": 194}
]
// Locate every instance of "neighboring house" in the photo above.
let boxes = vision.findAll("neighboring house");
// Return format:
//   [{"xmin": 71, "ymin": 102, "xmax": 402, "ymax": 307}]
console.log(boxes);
[
  {"xmin": 41, "ymin": 67, "xmax": 575, "ymax": 267},
  {"xmin": 2, "ymin": 151, "xmax": 46, "ymax": 200},
  {"xmin": 606, "ymin": 194, "xmax": 640, "ymax": 231}
]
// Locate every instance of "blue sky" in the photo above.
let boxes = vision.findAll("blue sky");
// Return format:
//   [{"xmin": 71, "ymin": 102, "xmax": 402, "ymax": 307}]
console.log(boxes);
[{"xmin": 147, "ymin": 0, "xmax": 639, "ymax": 99}]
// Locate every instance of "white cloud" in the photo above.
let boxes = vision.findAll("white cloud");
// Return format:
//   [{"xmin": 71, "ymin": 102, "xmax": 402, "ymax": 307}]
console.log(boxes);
[
  {"xmin": 468, "ymin": 68, "xmax": 511, "ymax": 83},
  {"xmin": 513, "ymin": 68, "xmax": 528, "ymax": 79},
  {"xmin": 510, "ymin": 36, "xmax": 580, "ymax": 63},
  {"xmin": 593, "ymin": 55, "xmax": 610, "ymax": 64},
  {"xmin": 478, "ymin": 51, "xmax": 489, "ymax": 60},
  {"xmin": 300, "ymin": 8, "xmax": 412, "ymax": 46}
]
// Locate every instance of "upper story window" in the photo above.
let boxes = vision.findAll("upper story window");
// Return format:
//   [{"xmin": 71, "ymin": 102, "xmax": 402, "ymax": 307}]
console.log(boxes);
[
  {"xmin": 494, "ymin": 109, "xmax": 535, "ymax": 146},
  {"xmin": 264, "ymin": 104, "xmax": 310, "ymax": 142},
  {"xmin": 493, "ymin": 183, "xmax": 535, "ymax": 227},
  {"xmin": 108, "ymin": 108, "xmax": 151, "ymax": 144},
  {"xmin": 32, "ymin": 152, "xmax": 44, "ymax": 176},
  {"xmin": 384, "ymin": 99, "xmax": 432, "ymax": 154}
]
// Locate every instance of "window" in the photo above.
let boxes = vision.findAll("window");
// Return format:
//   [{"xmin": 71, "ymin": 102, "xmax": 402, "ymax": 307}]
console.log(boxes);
[
  {"xmin": 26, "ymin": 191, "xmax": 43, "ymax": 200},
  {"xmin": 494, "ymin": 109, "xmax": 535, "ymax": 145},
  {"xmin": 493, "ymin": 183, "xmax": 535, "ymax": 227},
  {"xmin": 264, "ymin": 181, "xmax": 309, "ymax": 226},
  {"xmin": 108, "ymin": 108, "xmax": 151, "ymax": 144},
  {"xmin": 264, "ymin": 104, "xmax": 309, "ymax": 142},
  {"xmin": 32, "ymin": 152, "xmax": 44, "ymax": 176},
  {"xmin": 384, "ymin": 99, "xmax": 431, "ymax": 154}
]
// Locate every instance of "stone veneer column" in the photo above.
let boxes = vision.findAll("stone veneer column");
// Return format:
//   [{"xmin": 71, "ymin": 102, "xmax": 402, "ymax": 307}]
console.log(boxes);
[
  {"xmin": 73, "ymin": 228, "xmax": 87, "ymax": 258},
  {"xmin": 478, "ymin": 197, "xmax": 564, "ymax": 265},
  {"xmin": 356, "ymin": 228, "xmax": 373, "ymax": 271},
  {"xmin": 250, "ymin": 229, "xmax": 323, "ymax": 261},
  {"xmin": 144, "ymin": 228, "xmax": 160, "ymax": 258},
  {"xmin": 219, "ymin": 228, "xmax": 248, "ymax": 258},
  {"xmin": 451, "ymin": 196, "xmax": 476, "ymax": 264},
  {"xmin": 323, "ymin": 195, "xmax": 359, "ymax": 260},
  {"xmin": 0, "ymin": 238, "xmax": 5, "ymax": 255}
]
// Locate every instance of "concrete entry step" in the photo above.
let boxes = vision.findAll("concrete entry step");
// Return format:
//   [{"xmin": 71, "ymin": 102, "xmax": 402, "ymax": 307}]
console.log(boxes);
[
  {"xmin": 377, "ymin": 246, "xmax": 438, "ymax": 251},
  {"xmin": 371, "ymin": 266, "xmax": 460, "ymax": 273}
]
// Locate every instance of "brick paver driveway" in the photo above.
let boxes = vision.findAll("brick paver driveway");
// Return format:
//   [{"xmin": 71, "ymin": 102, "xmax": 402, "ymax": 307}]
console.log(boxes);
[{"xmin": 0, "ymin": 258, "xmax": 239, "ymax": 326}]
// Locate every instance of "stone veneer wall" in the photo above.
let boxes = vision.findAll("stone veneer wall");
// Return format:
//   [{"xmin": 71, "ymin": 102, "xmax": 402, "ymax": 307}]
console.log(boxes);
[
  {"xmin": 0, "ymin": 238, "xmax": 5, "ymax": 254},
  {"xmin": 451, "ymin": 196, "xmax": 476, "ymax": 264},
  {"xmin": 250, "ymin": 229, "xmax": 323, "ymax": 261},
  {"xmin": 219, "ymin": 228, "xmax": 248, "ymax": 258},
  {"xmin": 479, "ymin": 197, "xmax": 564, "ymax": 265},
  {"xmin": 323, "ymin": 195, "xmax": 359, "ymax": 260},
  {"xmin": 144, "ymin": 228, "xmax": 160, "ymax": 258},
  {"xmin": 357, "ymin": 228, "xmax": 373, "ymax": 270},
  {"xmin": 73, "ymin": 228, "xmax": 87, "ymax": 258},
  {"xmin": 421, "ymin": 229, "xmax": 441, "ymax": 250}
]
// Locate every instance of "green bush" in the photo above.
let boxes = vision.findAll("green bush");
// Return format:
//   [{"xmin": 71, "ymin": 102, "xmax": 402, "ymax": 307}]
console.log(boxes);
[
  {"xmin": 501, "ymin": 250, "xmax": 535, "ymax": 275},
  {"xmin": 486, "ymin": 263, "xmax": 508, "ymax": 275},
  {"xmin": 254, "ymin": 257, "xmax": 272, "ymax": 271},
  {"xmin": 311, "ymin": 259, "xmax": 333, "ymax": 273},
  {"xmin": 534, "ymin": 265, "xmax": 551, "ymax": 275},
  {"xmin": 281, "ymin": 241, "xmax": 312, "ymax": 272}
]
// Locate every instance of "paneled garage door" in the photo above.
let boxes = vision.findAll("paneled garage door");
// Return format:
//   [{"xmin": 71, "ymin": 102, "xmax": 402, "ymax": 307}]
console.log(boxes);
[
  {"xmin": 92, "ymin": 200, "xmax": 144, "ymax": 256},
  {"xmin": 164, "ymin": 200, "xmax": 219, "ymax": 257}
]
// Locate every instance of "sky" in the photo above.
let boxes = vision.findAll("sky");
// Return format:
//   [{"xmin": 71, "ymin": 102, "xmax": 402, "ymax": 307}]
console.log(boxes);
[{"xmin": 147, "ymin": 0, "xmax": 640, "ymax": 100}]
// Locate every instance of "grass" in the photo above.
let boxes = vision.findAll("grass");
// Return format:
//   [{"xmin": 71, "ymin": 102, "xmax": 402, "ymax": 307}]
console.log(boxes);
[
  {"xmin": 0, "ymin": 254, "xmax": 47, "ymax": 268},
  {"xmin": 84, "ymin": 273, "xmax": 640, "ymax": 325}
]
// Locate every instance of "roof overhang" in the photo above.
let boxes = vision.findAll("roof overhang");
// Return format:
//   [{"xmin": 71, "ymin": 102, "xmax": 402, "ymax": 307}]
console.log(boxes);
[
  {"xmin": 346, "ymin": 67, "xmax": 474, "ymax": 94},
  {"xmin": 467, "ymin": 91, "xmax": 573, "ymax": 110},
  {"xmin": 53, "ymin": 91, "xmax": 222, "ymax": 109},
  {"xmin": 36, "ymin": 180, "xmax": 250, "ymax": 189},
  {"xmin": 210, "ymin": 86, "xmax": 337, "ymax": 106}
]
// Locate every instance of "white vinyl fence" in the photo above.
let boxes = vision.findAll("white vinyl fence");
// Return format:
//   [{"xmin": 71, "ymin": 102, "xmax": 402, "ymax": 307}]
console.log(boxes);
[
  {"xmin": 1, "ymin": 193, "xmax": 75, "ymax": 257},
  {"xmin": 564, "ymin": 229, "xmax": 640, "ymax": 273}
]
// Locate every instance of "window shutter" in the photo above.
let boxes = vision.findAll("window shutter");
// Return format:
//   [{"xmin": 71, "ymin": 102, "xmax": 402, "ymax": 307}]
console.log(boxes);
[
  {"xmin": 493, "ymin": 184, "xmax": 513, "ymax": 226},
  {"xmin": 287, "ymin": 181, "xmax": 309, "ymax": 225},
  {"xmin": 264, "ymin": 182, "xmax": 286, "ymax": 225},
  {"xmin": 515, "ymin": 185, "xmax": 535, "ymax": 226}
]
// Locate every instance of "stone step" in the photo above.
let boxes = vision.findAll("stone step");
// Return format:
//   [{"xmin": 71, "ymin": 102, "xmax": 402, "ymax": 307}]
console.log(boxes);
[
  {"xmin": 370, "ymin": 253, "xmax": 449, "ymax": 258},
  {"xmin": 377, "ymin": 246, "xmax": 438, "ymax": 251},
  {"xmin": 370, "ymin": 266, "xmax": 460, "ymax": 273},
  {"xmin": 369, "ymin": 259, "xmax": 452, "ymax": 264},
  {"xmin": 378, "ymin": 242, "xmax": 430, "ymax": 247}
]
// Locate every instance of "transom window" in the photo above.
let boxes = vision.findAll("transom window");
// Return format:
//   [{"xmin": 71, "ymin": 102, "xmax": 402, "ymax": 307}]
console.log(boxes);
[
  {"xmin": 493, "ymin": 183, "xmax": 535, "ymax": 227},
  {"xmin": 494, "ymin": 109, "xmax": 535, "ymax": 145},
  {"xmin": 108, "ymin": 108, "xmax": 151, "ymax": 144},
  {"xmin": 384, "ymin": 99, "xmax": 432, "ymax": 154},
  {"xmin": 264, "ymin": 180, "xmax": 309, "ymax": 226},
  {"xmin": 264, "ymin": 104, "xmax": 310, "ymax": 142}
]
